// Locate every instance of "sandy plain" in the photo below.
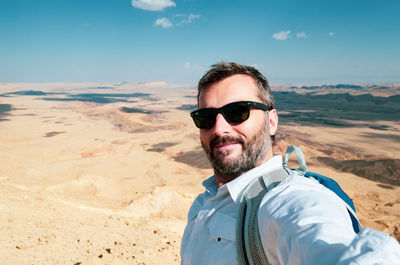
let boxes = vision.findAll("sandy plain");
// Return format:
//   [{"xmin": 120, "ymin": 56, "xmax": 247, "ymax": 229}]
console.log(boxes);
[{"xmin": 0, "ymin": 82, "xmax": 399, "ymax": 264}]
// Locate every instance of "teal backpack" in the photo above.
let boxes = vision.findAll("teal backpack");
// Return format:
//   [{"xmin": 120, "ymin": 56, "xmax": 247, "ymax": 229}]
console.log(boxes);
[{"xmin": 236, "ymin": 145, "xmax": 362, "ymax": 265}]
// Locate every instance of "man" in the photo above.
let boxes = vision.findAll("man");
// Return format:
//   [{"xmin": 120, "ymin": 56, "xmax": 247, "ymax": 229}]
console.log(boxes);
[{"xmin": 180, "ymin": 62, "xmax": 400, "ymax": 265}]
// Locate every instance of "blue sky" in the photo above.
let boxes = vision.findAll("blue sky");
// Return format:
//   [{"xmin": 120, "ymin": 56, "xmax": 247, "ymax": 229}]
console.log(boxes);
[{"xmin": 1, "ymin": 0, "xmax": 399, "ymax": 84}]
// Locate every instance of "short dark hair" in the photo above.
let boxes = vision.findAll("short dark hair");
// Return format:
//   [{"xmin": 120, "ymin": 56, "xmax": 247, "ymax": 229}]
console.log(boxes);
[{"xmin": 197, "ymin": 61, "xmax": 274, "ymax": 110}]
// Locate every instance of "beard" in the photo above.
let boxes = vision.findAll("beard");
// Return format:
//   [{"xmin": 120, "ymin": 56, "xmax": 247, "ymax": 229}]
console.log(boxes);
[{"xmin": 201, "ymin": 120, "xmax": 272, "ymax": 181}]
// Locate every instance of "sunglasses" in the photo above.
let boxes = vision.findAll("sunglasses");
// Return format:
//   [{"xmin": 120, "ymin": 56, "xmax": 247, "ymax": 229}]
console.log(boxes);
[{"xmin": 190, "ymin": 101, "xmax": 269, "ymax": 129}]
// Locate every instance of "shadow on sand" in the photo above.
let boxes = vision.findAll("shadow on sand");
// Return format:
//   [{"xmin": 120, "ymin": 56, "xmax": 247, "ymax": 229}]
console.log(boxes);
[
  {"xmin": 318, "ymin": 157, "xmax": 400, "ymax": 186},
  {"xmin": 0, "ymin": 104, "xmax": 12, "ymax": 121},
  {"xmin": 173, "ymin": 151, "xmax": 211, "ymax": 169},
  {"xmin": 275, "ymin": 92, "xmax": 400, "ymax": 128}
]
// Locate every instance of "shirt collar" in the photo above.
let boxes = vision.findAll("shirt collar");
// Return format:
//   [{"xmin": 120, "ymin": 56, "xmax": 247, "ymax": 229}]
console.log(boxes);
[
  {"xmin": 201, "ymin": 155, "xmax": 283, "ymax": 203},
  {"xmin": 227, "ymin": 155, "xmax": 283, "ymax": 204},
  {"xmin": 202, "ymin": 175, "xmax": 218, "ymax": 197}
]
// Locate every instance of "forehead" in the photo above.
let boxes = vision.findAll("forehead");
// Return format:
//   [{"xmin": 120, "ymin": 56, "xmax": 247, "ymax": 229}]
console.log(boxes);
[{"xmin": 198, "ymin": 74, "xmax": 260, "ymax": 108}]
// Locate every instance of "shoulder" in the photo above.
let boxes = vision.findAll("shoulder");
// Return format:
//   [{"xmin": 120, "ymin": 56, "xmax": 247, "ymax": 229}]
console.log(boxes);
[
  {"xmin": 260, "ymin": 171, "xmax": 348, "ymax": 215},
  {"xmin": 257, "ymin": 172, "xmax": 356, "ymax": 264}
]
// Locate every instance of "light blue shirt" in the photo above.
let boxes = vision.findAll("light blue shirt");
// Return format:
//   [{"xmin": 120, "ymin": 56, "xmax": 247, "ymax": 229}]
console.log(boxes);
[{"xmin": 180, "ymin": 155, "xmax": 400, "ymax": 265}]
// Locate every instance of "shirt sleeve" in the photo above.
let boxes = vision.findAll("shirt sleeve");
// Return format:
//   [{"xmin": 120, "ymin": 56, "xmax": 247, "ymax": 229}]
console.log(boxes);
[
  {"xmin": 336, "ymin": 228, "xmax": 400, "ymax": 265},
  {"xmin": 257, "ymin": 174, "xmax": 400, "ymax": 265}
]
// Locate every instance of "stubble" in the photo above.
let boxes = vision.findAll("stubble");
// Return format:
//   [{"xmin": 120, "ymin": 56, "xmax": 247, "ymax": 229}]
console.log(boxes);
[{"xmin": 201, "ymin": 119, "xmax": 272, "ymax": 183}]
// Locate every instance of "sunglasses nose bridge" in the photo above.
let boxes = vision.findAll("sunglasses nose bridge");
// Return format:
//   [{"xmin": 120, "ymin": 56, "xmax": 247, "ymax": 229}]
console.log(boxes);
[
  {"xmin": 217, "ymin": 106, "xmax": 226, "ymax": 119},
  {"xmin": 213, "ymin": 111, "xmax": 233, "ymax": 132},
  {"xmin": 217, "ymin": 106, "xmax": 233, "ymax": 124}
]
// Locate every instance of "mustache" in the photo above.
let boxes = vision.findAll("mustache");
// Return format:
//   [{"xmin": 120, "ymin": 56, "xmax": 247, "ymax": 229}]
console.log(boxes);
[{"xmin": 209, "ymin": 135, "xmax": 244, "ymax": 149}]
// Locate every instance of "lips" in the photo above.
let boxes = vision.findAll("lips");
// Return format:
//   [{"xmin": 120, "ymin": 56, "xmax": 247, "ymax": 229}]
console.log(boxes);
[
  {"xmin": 210, "ymin": 136, "xmax": 244, "ymax": 152},
  {"xmin": 214, "ymin": 142, "xmax": 239, "ymax": 150}
]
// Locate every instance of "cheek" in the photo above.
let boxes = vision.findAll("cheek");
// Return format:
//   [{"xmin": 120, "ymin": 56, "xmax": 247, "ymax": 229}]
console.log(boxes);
[
  {"xmin": 200, "ymin": 130, "xmax": 211, "ymax": 145},
  {"xmin": 232, "ymin": 127, "xmax": 251, "ymax": 141},
  {"xmin": 235, "ymin": 114, "xmax": 266, "ymax": 137}
]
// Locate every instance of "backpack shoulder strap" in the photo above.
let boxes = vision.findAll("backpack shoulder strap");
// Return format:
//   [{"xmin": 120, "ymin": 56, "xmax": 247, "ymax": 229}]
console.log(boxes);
[
  {"xmin": 237, "ymin": 145, "xmax": 305, "ymax": 265},
  {"xmin": 236, "ymin": 167, "xmax": 290, "ymax": 265},
  {"xmin": 282, "ymin": 145, "xmax": 307, "ymax": 174}
]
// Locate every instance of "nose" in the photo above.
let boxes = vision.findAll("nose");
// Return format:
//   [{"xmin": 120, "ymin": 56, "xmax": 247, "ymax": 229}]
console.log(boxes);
[{"xmin": 212, "ymin": 113, "xmax": 232, "ymax": 135}]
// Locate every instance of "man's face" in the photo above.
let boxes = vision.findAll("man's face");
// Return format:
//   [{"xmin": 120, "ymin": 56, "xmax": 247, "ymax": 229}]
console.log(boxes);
[{"xmin": 198, "ymin": 74, "xmax": 278, "ymax": 181}]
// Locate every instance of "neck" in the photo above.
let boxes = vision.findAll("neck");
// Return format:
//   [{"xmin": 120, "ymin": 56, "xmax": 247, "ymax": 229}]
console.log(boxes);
[{"xmin": 215, "ymin": 174, "xmax": 239, "ymax": 187}]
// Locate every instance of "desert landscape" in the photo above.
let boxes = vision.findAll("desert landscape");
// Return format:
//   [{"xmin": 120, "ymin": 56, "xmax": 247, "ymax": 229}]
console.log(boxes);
[{"xmin": 0, "ymin": 82, "xmax": 399, "ymax": 265}]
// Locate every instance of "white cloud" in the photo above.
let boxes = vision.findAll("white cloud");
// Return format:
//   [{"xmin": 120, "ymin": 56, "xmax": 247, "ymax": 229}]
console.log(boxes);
[
  {"xmin": 154, "ymin": 18, "xmax": 173, "ymax": 28},
  {"xmin": 329, "ymin": 32, "xmax": 335, "ymax": 36},
  {"xmin": 272, "ymin": 30, "xmax": 291, "ymax": 40},
  {"xmin": 296, "ymin": 32, "xmax": 307, "ymax": 38},
  {"xmin": 184, "ymin": 61, "xmax": 190, "ymax": 69},
  {"xmin": 154, "ymin": 13, "xmax": 200, "ymax": 29},
  {"xmin": 131, "ymin": 0, "xmax": 176, "ymax": 11},
  {"xmin": 176, "ymin": 13, "xmax": 200, "ymax": 26}
]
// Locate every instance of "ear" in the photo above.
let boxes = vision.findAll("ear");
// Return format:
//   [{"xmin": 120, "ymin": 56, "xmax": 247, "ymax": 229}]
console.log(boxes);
[{"xmin": 267, "ymin": 109, "xmax": 278, "ymax": 136}]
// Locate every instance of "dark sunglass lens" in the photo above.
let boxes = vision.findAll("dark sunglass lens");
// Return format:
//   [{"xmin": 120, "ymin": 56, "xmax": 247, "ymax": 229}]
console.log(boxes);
[
  {"xmin": 194, "ymin": 109, "xmax": 217, "ymax": 129},
  {"xmin": 223, "ymin": 103, "xmax": 250, "ymax": 124}
]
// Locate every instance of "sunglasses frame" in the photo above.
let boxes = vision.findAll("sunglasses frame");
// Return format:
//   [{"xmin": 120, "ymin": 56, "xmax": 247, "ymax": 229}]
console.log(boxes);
[{"xmin": 190, "ymin": 101, "xmax": 269, "ymax": 129}]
